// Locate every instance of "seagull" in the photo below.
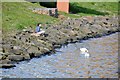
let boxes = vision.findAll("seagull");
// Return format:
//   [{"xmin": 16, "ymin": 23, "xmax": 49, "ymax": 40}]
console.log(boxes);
[{"xmin": 80, "ymin": 48, "xmax": 90, "ymax": 58}]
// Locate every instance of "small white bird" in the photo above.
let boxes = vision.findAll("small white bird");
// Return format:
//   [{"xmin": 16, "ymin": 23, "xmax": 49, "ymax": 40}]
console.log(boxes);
[{"xmin": 80, "ymin": 48, "xmax": 90, "ymax": 58}]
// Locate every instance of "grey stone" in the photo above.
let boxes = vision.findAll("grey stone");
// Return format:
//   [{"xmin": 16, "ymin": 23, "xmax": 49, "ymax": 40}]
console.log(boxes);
[
  {"xmin": 34, "ymin": 52, "xmax": 42, "ymax": 57},
  {"xmin": 23, "ymin": 54, "xmax": 30, "ymax": 60},
  {"xmin": 27, "ymin": 46, "xmax": 40, "ymax": 54},
  {"xmin": 8, "ymin": 55, "xmax": 24, "ymax": 61},
  {"xmin": 20, "ymin": 37, "xmax": 27, "ymax": 42},
  {"xmin": 0, "ymin": 59, "xmax": 11, "ymax": 64},
  {"xmin": 13, "ymin": 46, "xmax": 21, "ymax": 50},
  {"xmin": 9, "ymin": 49, "xmax": 22, "ymax": 55}
]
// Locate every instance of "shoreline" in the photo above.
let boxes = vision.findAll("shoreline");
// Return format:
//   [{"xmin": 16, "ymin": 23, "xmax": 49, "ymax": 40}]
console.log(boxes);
[{"xmin": 1, "ymin": 16, "xmax": 119, "ymax": 68}]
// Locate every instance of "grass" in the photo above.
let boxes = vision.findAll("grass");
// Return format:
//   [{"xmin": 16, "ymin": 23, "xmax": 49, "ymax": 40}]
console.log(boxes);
[
  {"xmin": 61, "ymin": 2, "xmax": 118, "ymax": 18},
  {"xmin": 2, "ymin": 2, "xmax": 119, "ymax": 35},
  {"xmin": 2, "ymin": 2, "xmax": 59, "ymax": 35}
]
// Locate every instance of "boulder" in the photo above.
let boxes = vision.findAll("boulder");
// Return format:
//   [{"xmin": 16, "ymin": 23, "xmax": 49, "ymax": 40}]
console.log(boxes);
[
  {"xmin": 80, "ymin": 27, "xmax": 92, "ymax": 35},
  {"xmin": 9, "ymin": 49, "xmax": 23, "ymax": 55},
  {"xmin": 20, "ymin": 36, "xmax": 27, "ymax": 42},
  {"xmin": 27, "ymin": 46, "xmax": 45, "ymax": 57},
  {"xmin": 91, "ymin": 24, "xmax": 103, "ymax": 30},
  {"xmin": 39, "ymin": 47, "xmax": 49, "ymax": 53},
  {"xmin": 27, "ymin": 46, "xmax": 40, "ymax": 54},
  {"xmin": 7, "ymin": 55, "xmax": 24, "ymax": 61},
  {"xmin": 23, "ymin": 54, "xmax": 30, "ymax": 60},
  {"xmin": 0, "ymin": 59, "xmax": 11, "ymax": 64},
  {"xmin": 33, "ymin": 52, "xmax": 42, "ymax": 57}
]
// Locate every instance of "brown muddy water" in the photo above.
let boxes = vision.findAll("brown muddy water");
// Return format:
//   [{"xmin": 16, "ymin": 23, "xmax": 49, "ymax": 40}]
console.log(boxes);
[{"xmin": 0, "ymin": 32, "xmax": 118, "ymax": 78}]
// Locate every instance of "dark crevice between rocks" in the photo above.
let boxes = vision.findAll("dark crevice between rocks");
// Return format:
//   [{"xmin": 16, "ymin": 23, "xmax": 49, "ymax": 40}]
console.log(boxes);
[{"xmin": 1, "ymin": 64, "xmax": 16, "ymax": 69}]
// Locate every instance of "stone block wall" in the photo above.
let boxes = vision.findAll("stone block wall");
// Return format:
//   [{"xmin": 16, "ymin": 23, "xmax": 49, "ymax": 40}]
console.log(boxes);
[{"xmin": 31, "ymin": 8, "xmax": 58, "ymax": 18}]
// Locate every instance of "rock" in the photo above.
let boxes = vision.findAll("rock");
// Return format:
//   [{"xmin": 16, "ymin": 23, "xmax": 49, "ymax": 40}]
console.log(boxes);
[
  {"xmin": 7, "ymin": 55, "xmax": 24, "ymax": 61},
  {"xmin": 34, "ymin": 52, "xmax": 42, "ymax": 57},
  {"xmin": 13, "ymin": 46, "xmax": 21, "ymax": 50},
  {"xmin": 20, "ymin": 37, "xmax": 27, "ymax": 42},
  {"xmin": 80, "ymin": 27, "xmax": 92, "ymax": 35},
  {"xmin": 23, "ymin": 54, "xmax": 30, "ymax": 60},
  {"xmin": 27, "ymin": 46, "xmax": 40, "ymax": 54},
  {"xmin": 9, "ymin": 49, "xmax": 22, "ymax": 55},
  {"xmin": 27, "ymin": 46, "xmax": 45, "ymax": 57},
  {"xmin": 0, "ymin": 64, "xmax": 16, "ymax": 68},
  {"xmin": 91, "ymin": 24, "xmax": 103, "ymax": 30},
  {"xmin": 0, "ymin": 59, "xmax": 11, "ymax": 64},
  {"xmin": 0, "ymin": 52, "xmax": 11, "ymax": 59},
  {"xmin": 0, "ymin": 55, "xmax": 2, "ymax": 60},
  {"xmin": 2, "ymin": 44, "xmax": 13, "ymax": 53},
  {"xmin": 43, "ymin": 48, "xmax": 50, "ymax": 52},
  {"xmin": 70, "ymin": 30, "xmax": 77, "ymax": 36},
  {"xmin": 90, "ymin": 28, "xmax": 98, "ymax": 34},
  {"xmin": 54, "ymin": 44, "xmax": 61, "ymax": 48},
  {"xmin": 40, "ymin": 47, "xmax": 49, "ymax": 53}
]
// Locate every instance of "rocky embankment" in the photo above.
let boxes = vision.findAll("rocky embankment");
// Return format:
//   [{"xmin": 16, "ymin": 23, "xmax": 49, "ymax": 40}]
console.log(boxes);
[{"xmin": 0, "ymin": 16, "xmax": 119, "ymax": 68}]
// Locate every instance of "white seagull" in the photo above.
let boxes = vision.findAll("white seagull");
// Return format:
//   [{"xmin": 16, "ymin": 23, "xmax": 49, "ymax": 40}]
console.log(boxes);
[{"xmin": 80, "ymin": 48, "xmax": 90, "ymax": 58}]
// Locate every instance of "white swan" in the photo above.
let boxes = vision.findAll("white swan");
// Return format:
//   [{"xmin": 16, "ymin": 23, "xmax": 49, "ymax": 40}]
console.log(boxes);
[{"xmin": 80, "ymin": 48, "xmax": 90, "ymax": 58}]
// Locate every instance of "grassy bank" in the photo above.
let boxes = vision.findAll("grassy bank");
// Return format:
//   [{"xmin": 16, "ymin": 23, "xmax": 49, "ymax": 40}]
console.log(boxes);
[
  {"xmin": 60, "ymin": 2, "xmax": 118, "ymax": 18},
  {"xmin": 2, "ymin": 2, "xmax": 118, "ymax": 35},
  {"xmin": 2, "ymin": 2, "xmax": 59, "ymax": 35},
  {"xmin": 69, "ymin": 2, "xmax": 118, "ymax": 16}
]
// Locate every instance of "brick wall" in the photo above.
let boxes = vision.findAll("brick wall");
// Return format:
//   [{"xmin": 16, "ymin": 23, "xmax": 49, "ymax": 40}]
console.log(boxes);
[{"xmin": 57, "ymin": 0, "xmax": 69, "ymax": 13}]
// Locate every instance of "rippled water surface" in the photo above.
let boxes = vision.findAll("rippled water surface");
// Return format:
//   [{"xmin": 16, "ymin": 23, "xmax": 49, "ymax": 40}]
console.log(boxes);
[{"xmin": 0, "ymin": 33, "xmax": 118, "ymax": 78}]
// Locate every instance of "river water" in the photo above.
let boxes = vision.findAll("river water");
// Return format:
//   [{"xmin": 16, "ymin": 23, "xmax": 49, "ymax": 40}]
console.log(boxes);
[{"xmin": 0, "ymin": 32, "xmax": 118, "ymax": 78}]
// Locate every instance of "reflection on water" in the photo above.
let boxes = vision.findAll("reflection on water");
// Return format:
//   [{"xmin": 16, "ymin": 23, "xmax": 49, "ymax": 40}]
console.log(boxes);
[{"xmin": 0, "ymin": 32, "xmax": 118, "ymax": 78}]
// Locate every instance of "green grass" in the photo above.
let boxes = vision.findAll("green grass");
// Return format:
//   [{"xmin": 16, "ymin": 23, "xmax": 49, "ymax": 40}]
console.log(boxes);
[
  {"xmin": 61, "ymin": 2, "xmax": 118, "ymax": 18},
  {"xmin": 2, "ymin": 2, "xmax": 59, "ymax": 35},
  {"xmin": 2, "ymin": 2, "xmax": 119, "ymax": 35}
]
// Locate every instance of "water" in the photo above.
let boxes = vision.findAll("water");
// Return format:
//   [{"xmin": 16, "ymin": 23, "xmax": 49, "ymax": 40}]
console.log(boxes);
[{"xmin": 0, "ymin": 32, "xmax": 118, "ymax": 78}]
